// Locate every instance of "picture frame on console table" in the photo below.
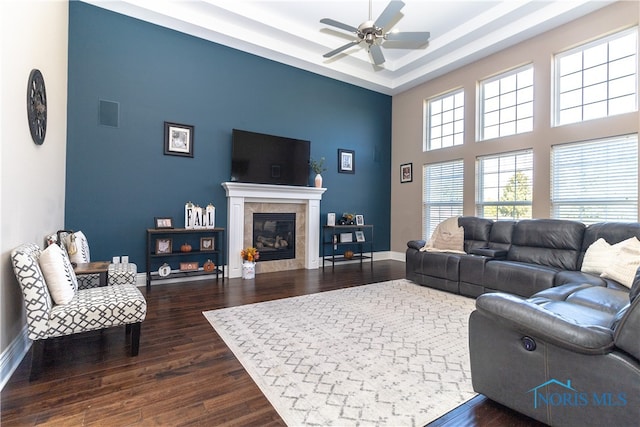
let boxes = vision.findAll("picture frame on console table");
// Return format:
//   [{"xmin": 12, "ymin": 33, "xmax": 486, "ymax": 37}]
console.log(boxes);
[
  {"xmin": 156, "ymin": 238, "xmax": 172, "ymax": 254},
  {"xmin": 154, "ymin": 216, "xmax": 174, "ymax": 229},
  {"xmin": 200, "ymin": 237, "xmax": 214, "ymax": 251},
  {"xmin": 164, "ymin": 121, "xmax": 194, "ymax": 157},
  {"xmin": 355, "ymin": 230, "xmax": 365, "ymax": 242},
  {"xmin": 338, "ymin": 149, "xmax": 355, "ymax": 174}
]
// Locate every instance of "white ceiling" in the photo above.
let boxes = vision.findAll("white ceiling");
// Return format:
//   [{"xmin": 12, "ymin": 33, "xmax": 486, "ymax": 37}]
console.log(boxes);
[{"xmin": 82, "ymin": 0, "xmax": 614, "ymax": 95}]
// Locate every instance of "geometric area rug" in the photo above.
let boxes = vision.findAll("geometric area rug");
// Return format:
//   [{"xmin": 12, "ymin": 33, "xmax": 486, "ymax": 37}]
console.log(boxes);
[{"xmin": 203, "ymin": 279, "xmax": 478, "ymax": 426}]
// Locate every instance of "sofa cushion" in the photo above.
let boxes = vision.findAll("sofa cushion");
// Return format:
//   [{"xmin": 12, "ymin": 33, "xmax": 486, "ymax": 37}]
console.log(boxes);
[
  {"xmin": 483, "ymin": 260, "xmax": 559, "ymax": 297},
  {"xmin": 601, "ymin": 237, "xmax": 640, "ymax": 288},
  {"xmin": 508, "ymin": 219, "xmax": 584, "ymax": 270},
  {"xmin": 38, "ymin": 244, "xmax": 78, "ymax": 305},
  {"xmin": 459, "ymin": 216, "xmax": 492, "ymax": 252}
]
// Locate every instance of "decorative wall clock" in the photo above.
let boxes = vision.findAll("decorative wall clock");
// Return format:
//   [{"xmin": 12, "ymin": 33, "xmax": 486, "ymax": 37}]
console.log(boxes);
[{"xmin": 27, "ymin": 69, "xmax": 47, "ymax": 145}]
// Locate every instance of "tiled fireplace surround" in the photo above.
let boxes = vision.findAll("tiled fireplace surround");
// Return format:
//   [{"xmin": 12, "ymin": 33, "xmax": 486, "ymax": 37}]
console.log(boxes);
[{"xmin": 222, "ymin": 182, "xmax": 326, "ymax": 278}]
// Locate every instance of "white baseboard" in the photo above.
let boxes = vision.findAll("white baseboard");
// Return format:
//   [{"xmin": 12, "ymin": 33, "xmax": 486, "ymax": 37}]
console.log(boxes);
[{"xmin": 0, "ymin": 325, "xmax": 30, "ymax": 391}]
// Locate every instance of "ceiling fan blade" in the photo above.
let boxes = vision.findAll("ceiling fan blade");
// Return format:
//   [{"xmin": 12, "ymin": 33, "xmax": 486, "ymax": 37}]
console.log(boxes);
[
  {"xmin": 320, "ymin": 18, "xmax": 358, "ymax": 34},
  {"xmin": 374, "ymin": 0, "xmax": 405, "ymax": 30},
  {"xmin": 384, "ymin": 31, "xmax": 430, "ymax": 44},
  {"xmin": 369, "ymin": 44, "xmax": 385, "ymax": 65},
  {"xmin": 323, "ymin": 40, "xmax": 361, "ymax": 58}
]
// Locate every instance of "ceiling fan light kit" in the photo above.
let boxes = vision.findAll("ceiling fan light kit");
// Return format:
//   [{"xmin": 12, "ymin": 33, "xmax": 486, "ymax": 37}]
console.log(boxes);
[{"xmin": 320, "ymin": 0, "xmax": 430, "ymax": 66}]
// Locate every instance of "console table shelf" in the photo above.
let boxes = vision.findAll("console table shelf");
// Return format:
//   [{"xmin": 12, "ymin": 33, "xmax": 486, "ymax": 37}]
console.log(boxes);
[
  {"xmin": 321, "ymin": 225, "xmax": 373, "ymax": 270},
  {"xmin": 146, "ymin": 228, "xmax": 225, "ymax": 291}
]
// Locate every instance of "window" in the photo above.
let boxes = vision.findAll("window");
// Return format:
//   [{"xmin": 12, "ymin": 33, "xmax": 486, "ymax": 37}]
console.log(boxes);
[
  {"xmin": 423, "ymin": 160, "xmax": 464, "ymax": 239},
  {"xmin": 555, "ymin": 27, "xmax": 638, "ymax": 125},
  {"xmin": 424, "ymin": 89, "xmax": 464, "ymax": 151},
  {"xmin": 476, "ymin": 150, "xmax": 533, "ymax": 220},
  {"xmin": 551, "ymin": 134, "xmax": 638, "ymax": 223},
  {"xmin": 479, "ymin": 65, "xmax": 534, "ymax": 140}
]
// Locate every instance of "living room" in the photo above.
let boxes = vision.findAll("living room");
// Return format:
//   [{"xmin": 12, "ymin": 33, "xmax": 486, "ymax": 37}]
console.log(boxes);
[{"xmin": 2, "ymin": 0, "xmax": 639, "ymax": 425}]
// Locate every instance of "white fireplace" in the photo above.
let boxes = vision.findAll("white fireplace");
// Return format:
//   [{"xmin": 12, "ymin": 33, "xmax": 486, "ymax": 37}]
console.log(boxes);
[{"xmin": 222, "ymin": 182, "xmax": 326, "ymax": 278}]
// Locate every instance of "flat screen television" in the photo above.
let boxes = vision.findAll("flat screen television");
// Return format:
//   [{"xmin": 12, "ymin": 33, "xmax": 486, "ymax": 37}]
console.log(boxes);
[{"xmin": 231, "ymin": 129, "xmax": 310, "ymax": 186}]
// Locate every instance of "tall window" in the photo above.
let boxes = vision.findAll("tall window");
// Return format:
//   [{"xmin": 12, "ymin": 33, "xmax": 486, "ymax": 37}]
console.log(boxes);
[
  {"xmin": 479, "ymin": 65, "xmax": 534, "ymax": 141},
  {"xmin": 423, "ymin": 160, "xmax": 464, "ymax": 239},
  {"xmin": 476, "ymin": 150, "xmax": 533, "ymax": 220},
  {"xmin": 555, "ymin": 27, "xmax": 638, "ymax": 126},
  {"xmin": 424, "ymin": 89, "xmax": 464, "ymax": 151},
  {"xmin": 551, "ymin": 134, "xmax": 638, "ymax": 223}
]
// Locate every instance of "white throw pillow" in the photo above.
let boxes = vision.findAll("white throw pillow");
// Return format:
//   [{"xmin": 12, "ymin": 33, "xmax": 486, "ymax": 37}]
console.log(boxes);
[
  {"xmin": 64, "ymin": 230, "xmax": 91, "ymax": 264},
  {"xmin": 581, "ymin": 238, "xmax": 612, "ymax": 274},
  {"xmin": 601, "ymin": 237, "xmax": 640, "ymax": 288},
  {"xmin": 39, "ymin": 244, "xmax": 78, "ymax": 304},
  {"xmin": 420, "ymin": 216, "xmax": 465, "ymax": 254}
]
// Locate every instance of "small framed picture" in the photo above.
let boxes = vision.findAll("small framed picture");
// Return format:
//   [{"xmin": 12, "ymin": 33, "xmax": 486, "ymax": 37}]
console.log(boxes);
[
  {"xmin": 179, "ymin": 262, "xmax": 199, "ymax": 271},
  {"xmin": 340, "ymin": 232, "xmax": 353, "ymax": 243},
  {"xmin": 355, "ymin": 230, "xmax": 365, "ymax": 242},
  {"xmin": 164, "ymin": 122, "xmax": 194, "ymax": 157},
  {"xmin": 355, "ymin": 214, "xmax": 364, "ymax": 226},
  {"xmin": 154, "ymin": 217, "xmax": 174, "ymax": 229},
  {"xmin": 327, "ymin": 212, "xmax": 336, "ymax": 226},
  {"xmin": 200, "ymin": 237, "xmax": 214, "ymax": 251},
  {"xmin": 338, "ymin": 149, "xmax": 355, "ymax": 174},
  {"xmin": 400, "ymin": 162, "xmax": 413, "ymax": 183},
  {"xmin": 156, "ymin": 238, "xmax": 172, "ymax": 254}
]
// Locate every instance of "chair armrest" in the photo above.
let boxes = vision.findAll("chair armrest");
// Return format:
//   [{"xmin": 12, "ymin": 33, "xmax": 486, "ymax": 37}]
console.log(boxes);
[
  {"xmin": 407, "ymin": 240, "xmax": 425, "ymax": 250},
  {"xmin": 475, "ymin": 293, "xmax": 615, "ymax": 354}
]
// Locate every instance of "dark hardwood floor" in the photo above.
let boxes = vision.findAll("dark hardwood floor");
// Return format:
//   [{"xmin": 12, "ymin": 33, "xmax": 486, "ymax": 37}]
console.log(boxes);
[{"xmin": 1, "ymin": 260, "xmax": 543, "ymax": 426}]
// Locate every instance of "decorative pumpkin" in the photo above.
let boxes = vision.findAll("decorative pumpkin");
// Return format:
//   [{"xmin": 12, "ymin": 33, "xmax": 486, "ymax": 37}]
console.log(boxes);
[
  {"xmin": 203, "ymin": 259, "xmax": 216, "ymax": 273},
  {"xmin": 180, "ymin": 243, "xmax": 192, "ymax": 253},
  {"xmin": 344, "ymin": 250, "xmax": 354, "ymax": 260}
]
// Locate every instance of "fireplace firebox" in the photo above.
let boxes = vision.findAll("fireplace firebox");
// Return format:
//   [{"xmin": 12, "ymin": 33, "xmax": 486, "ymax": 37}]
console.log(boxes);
[{"xmin": 253, "ymin": 213, "xmax": 295, "ymax": 261}]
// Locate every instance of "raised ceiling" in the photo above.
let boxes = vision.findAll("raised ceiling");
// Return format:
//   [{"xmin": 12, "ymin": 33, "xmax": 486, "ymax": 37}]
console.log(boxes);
[{"xmin": 82, "ymin": 0, "xmax": 613, "ymax": 95}]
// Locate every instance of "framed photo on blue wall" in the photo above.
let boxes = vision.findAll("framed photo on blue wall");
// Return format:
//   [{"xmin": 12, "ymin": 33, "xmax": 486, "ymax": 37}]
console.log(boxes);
[
  {"xmin": 164, "ymin": 122, "xmax": 194, "ymax": 157},
  {"xmin": 338, "ymin": 149, "xmax": 355, "ymax": 174},
  {"xmin": 401, "ymin": 162, "xmax": 413, "ymax": 183}
]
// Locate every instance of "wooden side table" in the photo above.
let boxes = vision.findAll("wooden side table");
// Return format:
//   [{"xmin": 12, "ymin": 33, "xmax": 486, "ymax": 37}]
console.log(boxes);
[{"xmin": 73, "ymin": 261, "xmax": 110, "ymax": 287}]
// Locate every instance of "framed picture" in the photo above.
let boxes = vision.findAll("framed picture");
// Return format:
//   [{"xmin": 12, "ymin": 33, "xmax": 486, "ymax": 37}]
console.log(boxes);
[
  {"xmin": 200, "ymin": 237, "xmax": 214, "ymax": 251},
  {"xmin": 155, "ymin": 238, "xmax": 172, "ymax": 254},
  {"xmin": 164, "ymin": 122, "xmax": 194, "ymax": 157},
  {"xmin": 355, "ymin": 214, "xmax": 364, "ymax": 226},
  {"xmin": 340, "ymin": 232, "xmax": 353, "ymax": 243},
  {"xmin": 327, "ymin": 212, "xmax": 336, "ymax": 226},
  {"xmin": 179, "ymin": 262, "xmax": 199, "ymax": 271},
  {"xmin": 401, "ymin": 162, "xmax": 413, "ymax": 183},
  {"xmin": 355, "ymin": 230, "xmax": 365, "ymax": 242},
  {"xmin": 338, "ymin": 149, "xmax": 355, "ymax": 174},
  {"xmin": 154, "ymin": 217, "xmax": 174, "ymax": 229}
]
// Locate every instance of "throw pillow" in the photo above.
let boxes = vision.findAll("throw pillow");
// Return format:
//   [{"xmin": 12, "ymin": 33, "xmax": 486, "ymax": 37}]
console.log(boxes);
[
  {"xmin": 581, "ymin": 238, "xmax": 612, "ymax": 274},
  {"xmin": 601, "ymin": 237, "xmax": 640, "ymax": 288},
  {"xmin": 420, "ymin": 216, "xmax": 465, "ymax": 254},
  {"xmin": 39, "ymin": 244, "xmax": 78, "ymax": 304},
  {"xmin": 64, "ymin": 231, "xmax": 91, "ymax": 264}
]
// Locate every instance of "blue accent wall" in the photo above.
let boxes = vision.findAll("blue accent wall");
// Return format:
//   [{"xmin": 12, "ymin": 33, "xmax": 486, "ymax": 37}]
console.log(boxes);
[{"xmin": 66, "ymin": 2, "xmax": 391, "ymax": 269}]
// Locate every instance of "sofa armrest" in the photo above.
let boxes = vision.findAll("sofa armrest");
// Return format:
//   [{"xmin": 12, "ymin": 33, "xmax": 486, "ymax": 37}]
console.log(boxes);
[
  {"xmin": 469, "ymin": 248, "xmax": 507, "ymax": 259},
  {"xmin": 407, "ymin": 240, "xmax": 426, "ymax": 250},
  {"xmin": 475, "ymin": 293, "xmax": 615, "ymax": 354}
]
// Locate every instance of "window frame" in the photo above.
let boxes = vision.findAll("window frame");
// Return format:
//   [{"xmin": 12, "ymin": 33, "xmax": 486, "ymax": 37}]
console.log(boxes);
[
  {"xmin": 477, "ymin": 64, "xmax": 534, "ymax": 141},
  {"xmin": 423, "ymin": 88, "xmax": 465, "ymax": 151},
  {"xmin": 476, "ymin": 149, "xmax": 533, "ymax": 220},
  {"xmin": 553, "ymin": 26, "xmax": 638, "ymax": 126}
]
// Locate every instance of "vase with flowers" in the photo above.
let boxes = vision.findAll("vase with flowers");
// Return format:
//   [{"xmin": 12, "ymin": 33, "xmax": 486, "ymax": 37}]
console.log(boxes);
[
  {"xmin": 310, "ymin": 157, "xmax": 327, "ymax": 188},
  {"xmin": 240, "ymin": 247, "xmax": 259, "ymax": 279}
]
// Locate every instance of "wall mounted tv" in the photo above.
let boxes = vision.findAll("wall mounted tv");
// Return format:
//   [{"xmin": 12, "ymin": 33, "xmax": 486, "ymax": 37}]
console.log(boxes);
[{"xmin": 231, "ymin": 129, "xmax": 310, "ymax": 186}]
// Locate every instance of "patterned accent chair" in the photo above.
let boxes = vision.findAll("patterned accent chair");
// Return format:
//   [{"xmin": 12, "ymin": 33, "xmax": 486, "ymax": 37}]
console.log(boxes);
[{"xmin": 11, "ymin": 243, "xmax": 147, "ymax": 380}]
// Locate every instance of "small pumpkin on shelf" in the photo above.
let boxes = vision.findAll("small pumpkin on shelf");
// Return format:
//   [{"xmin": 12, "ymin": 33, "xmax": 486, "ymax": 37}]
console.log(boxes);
[
  {"xmin": 203, "ymin": 259, "xmax": 216, "ymax": 273},
  {"xmin": 180, "ymin": 243, "xmax": 192, "ymax": 253},
  {"xmin": 344, "ymin": 250, "xmax": 354, "ymax": 260}
]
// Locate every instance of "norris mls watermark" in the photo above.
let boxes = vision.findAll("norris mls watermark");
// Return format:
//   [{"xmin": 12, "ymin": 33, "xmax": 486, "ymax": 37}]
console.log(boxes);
[{"xmin": 528, "ymin": 379, "xmax": 627, "ymax": 409}]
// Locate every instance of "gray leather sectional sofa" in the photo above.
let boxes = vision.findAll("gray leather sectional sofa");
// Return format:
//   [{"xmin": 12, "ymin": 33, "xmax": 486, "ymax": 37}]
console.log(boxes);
[{"xmin": 406, "ymin": 217, "xmax": 640, "ymax": 426}]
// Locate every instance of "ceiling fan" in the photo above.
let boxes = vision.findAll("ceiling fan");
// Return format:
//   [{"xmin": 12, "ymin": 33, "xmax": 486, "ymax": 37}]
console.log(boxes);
[{"xmin": 320, "ymin": 0, "xmax": 430, "ymax": 66}]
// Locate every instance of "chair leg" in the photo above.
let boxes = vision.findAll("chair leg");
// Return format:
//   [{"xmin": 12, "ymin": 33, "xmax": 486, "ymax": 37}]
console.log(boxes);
[
  {"xmin": 29, "ymin": 340, "xmax": 45, "ymax": 381},
  {"xmin": 129, "ymin": 322, "xmax": 141, "ymax": 356}
]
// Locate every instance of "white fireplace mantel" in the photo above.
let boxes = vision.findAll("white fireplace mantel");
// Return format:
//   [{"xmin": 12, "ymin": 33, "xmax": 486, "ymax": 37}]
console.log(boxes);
[{"xmin": 222, "ymin": 182, "xmax": 326, "ymax": 278}]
